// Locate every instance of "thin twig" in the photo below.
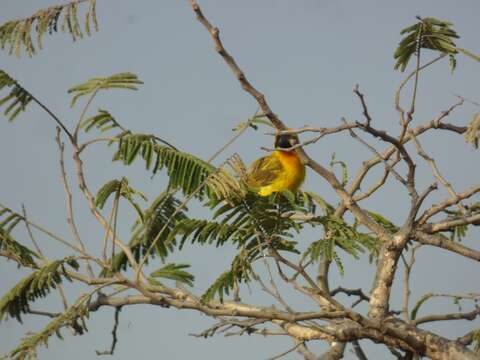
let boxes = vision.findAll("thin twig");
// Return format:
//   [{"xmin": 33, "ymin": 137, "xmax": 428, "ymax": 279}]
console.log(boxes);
[
  {"xmin": 188, "ymin": 0, "xmax": 285, "ymax": 130},
  {"xmin": 267, "ymin": 341, "xmax": 304, "ymax": 360},
  {"xmin": 395, "ymin": 54, "xmax": 446, "ymax": 120},
  {"xmin": 74, "ymin": 88, "xmax": 99, "ymax": 141},
  {"xmin": 102, "ymin": 193, "xmax": 118, "ymax": 263},
  {"xmin": 27, "ymin": 309, "xmax": 61, "ymax": 318},
  {"xmin": 401, "ymin": 244, "xmax": 421, "ymax": 322},
  {"xmin": 0, "ymin": 203, "xmax": 89, "ymax": 256},
  {"xmin": 21, "ymin": 204, "xmax": 45, "ymax": 258},
  {"xmin": 410, "ymin": 130, "xmax": 466, "ymax": 214},
  {"xmin": 111, "ymin": 191, "xmax": 120, "ymax": 263},
  {"xmin": 413, "ymin": 306, "xmax": 480, "ymax": 325},
  {"xmin": 28, "ymin": 91, "xmax": 75, "ymax": 142},
  {"xmin": 96, "ymin": 306, "xmax": 122, "ymax": 356},
  {"xmin": 55, "ymin": 127, "xmax": 95, "ymax": 278}
]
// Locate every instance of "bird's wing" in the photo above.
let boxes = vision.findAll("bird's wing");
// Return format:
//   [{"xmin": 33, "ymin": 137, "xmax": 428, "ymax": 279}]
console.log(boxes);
[{"xmin": 246, "ymin": 155, "xmax": 284, "ymax": 187}]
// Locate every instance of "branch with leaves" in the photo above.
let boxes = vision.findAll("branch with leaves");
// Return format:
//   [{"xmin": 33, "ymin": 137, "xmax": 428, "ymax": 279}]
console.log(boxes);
[{"xmin": 1, "ymin": 1, "xmax": 480, "ymax": 360}]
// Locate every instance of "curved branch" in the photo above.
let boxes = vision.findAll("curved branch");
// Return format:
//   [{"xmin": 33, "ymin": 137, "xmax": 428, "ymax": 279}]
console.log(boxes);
[
  {"xmin": 188, "ymin": 0, "xmax": 285, "ymax": 130},
  {"xmin": 414, "ymin": 306, "xmax": 480, "ymax": 325},
  {"xmin": 414, "ymin": 231, "xmax": 480, "ymax": 261}
]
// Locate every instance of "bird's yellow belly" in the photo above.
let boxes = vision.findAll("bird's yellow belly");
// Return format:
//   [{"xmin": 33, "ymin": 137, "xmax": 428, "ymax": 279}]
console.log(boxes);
[{"xmin": 258, "ymin": 151, "xmax": 305, "ymax": 196}]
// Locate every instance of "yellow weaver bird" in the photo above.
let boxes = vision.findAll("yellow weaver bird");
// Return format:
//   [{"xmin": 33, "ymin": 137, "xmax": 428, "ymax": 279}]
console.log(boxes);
[{"xmin": 246, "ymin": 133, "xmax": 305, "ymax": 196}]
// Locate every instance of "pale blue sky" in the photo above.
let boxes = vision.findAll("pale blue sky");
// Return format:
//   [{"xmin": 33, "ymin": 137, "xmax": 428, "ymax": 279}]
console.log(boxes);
[{"xmin": 1, "ymin": 1, "xmax": 479, "ymax": 359}]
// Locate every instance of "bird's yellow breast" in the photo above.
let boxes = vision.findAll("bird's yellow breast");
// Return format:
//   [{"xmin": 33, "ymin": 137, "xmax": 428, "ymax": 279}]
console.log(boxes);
[{"xmin": 258, "ymin": 151, "xmax": 305, "ymax": 196}]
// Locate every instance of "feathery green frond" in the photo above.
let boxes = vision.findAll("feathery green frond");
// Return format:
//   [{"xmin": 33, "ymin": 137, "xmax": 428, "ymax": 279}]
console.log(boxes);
[
  {"xmin": 0, "ymin": 70, "xmax": 33, "ymax": 122},
  {"xmin": 171, "ymin": 219, "xmax": 254, "ymax": 249},
  {"xmin": 201, "ymin": 251, "xmax": 253, "ymax": 303},
  {"xmin": 68, "ymin": 72, "xmax": 143, "ymax": 108},
  {"xmin": 184, "ymin": 193, "xmax": 309, "ymax": 250},
  {"xmin": 94, "ymin": 179, "xmax": 121, "ymax": 209},
  {"xmin": 201, "ymin": 270, "xmax": 236, "ymax": 303},
  {"xmin": 394, "ymin": 17, "xmax": 459, "ymax": 72},
  {"xmin": 304, "ymin": 216, "xmax": 380, "ymax": 275},
  {"xmin": 450, "ymin": 223, "xmax": 468, "ymax": 242},
  {"xmin": 0, "ymin": 229, "xmax": 38, "ymax": 268},
  {"xmin": 8, "ymin": 293, "xmax": 90, "ymax": 360},
  {"xmin": 205, "ymin": 168, "xmax": 245, "ymax": 204},
  {"xmin": 172, "ymin": 194, "xmax": 310, "ymax": 301},
  {"xmin": 0, "ymin": 206, "xmax": 23, "ymax": 233},
  {"xmin": 172, "ymin": 197, "xmax": 303, "ymax": 252},
  {"xmin": 150, "ymin": 263, "xmax": 194, "ymax": 287},
  {"xmin": 0, "ymin": 257, "xmax": 79, "ymax": 323},
  {"xmin": 113, "ymin": 133, "xmax": 216, "ymax": 199},
  {"xmin": 205, "ymin": 155, "xmax": 248, "ymax": 204},
  {"xmin": 304, "ymin": 191, "xmax": 334, "ymax": 215},
  {"xmin": 104, "ymin": 192, "xmax": 188, "ymax": 275},
  {"xmin": 0, "ymin": 0, "xmax": 99, "ymax": 57},
  {"xmin": 0, "ymin": 207, "xmax": 37, "ymax": 267},
  {"xmin": 80, "ymin": 108, "xmax": 125, "ymax": 133},
  {"xmin": 439, "ymin": 208, "xmax": 471, "ymax": 241},
  {"xmin": 95, "ymin": 177, "xmax": 147, "ymax": 221},
  {"xmin": 366, "ymin": 210, "xmax": 399, "ymax": 235},
  {"xmin": 200, "ymin": 232, "xmax": 300, "ymax": 303},
  {"xmin": 465, "ymin": 113, "xmax": 480, "ymax": 149},
  {"xmin": 169, "ymin": 193, "xmax": 311, "ymax": 301}
]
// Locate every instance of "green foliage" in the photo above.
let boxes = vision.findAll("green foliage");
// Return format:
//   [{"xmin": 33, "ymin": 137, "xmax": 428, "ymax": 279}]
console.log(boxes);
[
  {"xmin": 175, "ymin": 194, "xmax": 310, "ymax": 301},
  {"xmin": 205, "ymin": 154, "xmax": 248, "ymax": 204},
  {"xmin": 304, "ymin": 216, "xmax": 380, "ymax": 275},
  {"xmin": 150, "ymin": 263, "xmax": 194, "ymax": 287},
  {"xmin": 0, "ymin": 257, "xmax": 79, "ymax": 323},
  {"xmin": 104, "ymin": 192, "xmax": 188, "ymax": 274},
  {"xmin": 68, "ymin": 72, "xmax": 143, "ymax": 107},
  {"xmin": 305, "ymin": 191, "xmax": 335, "ymax": 215},
  {"xmin": 0, "ymin": 0, "xmax": 98, "ymax": 57},
  {"xmin": 366, "ymin": 210, "xmax": 399, "ymax": 235},
  {"xmin": 201, "ymin": 271, "xmax": 236, "ymax": 303},
  {"xmin": 95, "ymin": 177, "xmax": 147, "ymax": 221},
  {"xmin": 8, "ymin": 293, "xmax": 90, "ymax": 360},
  {"xmin": 170, "ymin": 219, "xmax": 253, "ymax": 249},
  {"xmin": 201, "ymin": 251, "xmax": 253, "ymax": 303},
  {"xmin": 113, "ymin": 133, "xmax": 216, "ymax": 199},
  {"xmin": 465, "ymin": 113, "xmax": 480, "ymax": 149},
  {"xmin": 450, "ymin": 223, "xmax": 468, "ymax": 242},
  {"xmin": 394, "ymin": 17, "xmax": 459, "ymax": 72},
  {"xmin": 0, "ymin": 207, "xmax": 23, "ymax": 235},
  {"xmin": 174, "ymin": 194, "xmax": 307, "ymax": 250},
  {"xmin": 0, "ymin": 229, "xmax": 38, "ymax": 268},
  {"xmin": 80, "ymin": 108, "xmax": 124, "ymax": 133},
  {"xmin": 0, "ymin": 207, "xmax": 38, "ymax": 267},
  {"xmin": 440, "ymin": 206, "xmax": 477, "ymax": 241},
  {"xmin": 0, "ymin": 71, "xmax": 33, "ymax": 122}
]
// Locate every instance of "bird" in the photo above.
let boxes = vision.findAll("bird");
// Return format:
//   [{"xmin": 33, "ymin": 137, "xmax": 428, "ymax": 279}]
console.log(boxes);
[{"xmin": 246, "ymin": 133, "xmax": 305, "ymax": 196}]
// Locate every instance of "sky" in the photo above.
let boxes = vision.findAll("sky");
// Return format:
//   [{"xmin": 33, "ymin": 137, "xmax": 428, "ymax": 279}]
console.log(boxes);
[{"xmin": 0, "ymin": 1, "xmax": 479, "ymax": 359}]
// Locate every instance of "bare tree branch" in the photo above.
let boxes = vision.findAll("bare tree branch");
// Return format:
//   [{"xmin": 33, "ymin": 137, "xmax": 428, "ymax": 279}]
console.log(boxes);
[
  {"xmin": 96, "ymin": 305, "xmax": 122, "ymax": 356},
  {"xmin": 414, "ymin": 231, "xmax": 480, "ymax": 261}
]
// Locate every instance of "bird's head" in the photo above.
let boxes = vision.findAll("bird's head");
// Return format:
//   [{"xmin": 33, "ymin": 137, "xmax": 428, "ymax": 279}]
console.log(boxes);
[{"xmin": 274, "ymin": 133, "xmax": 298, "ymax": 150}]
